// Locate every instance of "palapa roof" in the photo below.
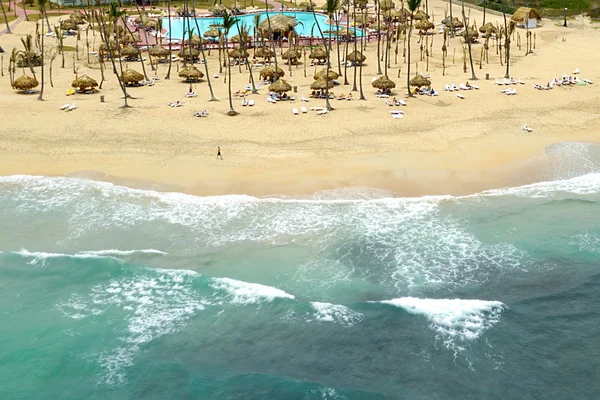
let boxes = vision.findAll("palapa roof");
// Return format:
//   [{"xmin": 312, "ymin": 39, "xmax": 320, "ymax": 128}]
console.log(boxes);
[
  {"xmin": 178, "ymin": 65, "xmax": 204, "ymax": 81},
  {"xmin": 282, "ymin": 48, "xmax": 301, "ymax": 60},
  {"xmin": 121, "ymin": 45, "xmax": 141, "ymax": 59},
  {"xmin": 444, "ymin": 17, "xmax": 464, "ymax": 28},
  {"xmin": 314, "ymin": 68, "xmax": 339, "ymax": 80},
  {"xmin": 259, "ymin": 14, "xmax": 297, "ymax": 33},
  {"xmin": 150, "ymin": 46, "xmax": 170, "ymax": 58},
  {"xmin": 229, "ymin": 48, "xmax": 249, "ymax": 59},
  {"xmin": 380, "ymin": 0, "xmax": 396, "ymax": 12},
  {"xmin": 413, "ymin": 10, "xmax": 429, "ymax": 21},
  {"xmin": 178, "ymin": 48, "xmax": 200, "ymax": 59},
  {"xmin": 409, "ymin": 74, "xmax": 431, "ymax": 87},
  {"xmin": 13, "ymin": 74, "xmax": 38, "ymax": 91},
  {"xmin": 99, "ymin": 40, "xmax": 118, "ymax": 54},
  {"xmin": 371, "ymin": 75, "xmax": 395, "ymax": 90},
  {"xmin": 461, "ymin": 27, "xmax": 479, "ymax": 40},
  {"xmin": 346, "ymin": 50, "xmax": 366, "ymax": 63},
  {"xmin": 184, "ymin": 34, "xmax": 205, "ymax": 46},
  {"xmin": 479, "ymin": 22, "xmax": 498, "ymax": 34},
  {"xmin": 391, "ymin": 8, "xmax": 409, "ymax": 21},
  {"xmin": 415, "ymin": 20, "xmax": 435, "ymax": 31},
  {"xmin": 71, "ymin": 74, "xmax": 98, "ymax": 91},
  {"xmin": 121, "ymin": 69, "xmax": 145, "ymax": 85},
  {"xmin": 309, "ymin": 46, "xmax": 328, "ymax": 60},
  {"xmin": 260, "ymin": 65, "xmax": 285, "ymax": 80},
  {"xmin": 268, "ymin": 79, "xmax": 292, "ymax": 93},
  {"xmin": 336, "ymin": 28, "xmax": 354, "ymax": 37},
  {"xmin": 298, "ymin": 1, "xmax": 316, "ymax": 10},
  {"xmin": 203, "ymin": 27, "xmax": 220, "ymax": 38},
  {"xmin": 310, "ymin": 77, "xmax": 334, "ymax": 90},
  {"xmin": 60, "ymin": 19, "xmax": 78, "ymax": 31},
  {"xmin": 120, "ymin": 33, "xmax": 141, "ymax": 45},
  {"xmin": 511, "ymin": 7, "xmax": 542, "ymax": 22},
  {"xmin": 255, "ymin": 47, "xmax": 275, "ymax": 58}
]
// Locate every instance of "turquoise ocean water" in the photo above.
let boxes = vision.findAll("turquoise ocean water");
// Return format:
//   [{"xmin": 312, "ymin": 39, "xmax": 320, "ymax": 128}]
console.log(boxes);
[{"xmin": 1, "ymin": 142, "xmax": 600, "ymax": 399}]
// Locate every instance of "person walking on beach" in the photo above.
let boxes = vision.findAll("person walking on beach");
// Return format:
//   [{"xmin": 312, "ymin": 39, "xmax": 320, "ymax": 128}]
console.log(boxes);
[{"xmin": 217, "ymin": 147, "xmax": 223, "ymax": 160}]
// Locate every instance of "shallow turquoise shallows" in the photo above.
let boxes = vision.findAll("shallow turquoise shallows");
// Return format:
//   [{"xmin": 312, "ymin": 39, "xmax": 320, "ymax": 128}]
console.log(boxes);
[
  {"xmin": 164, "ymin": 12, "xmax": 362, "ymax": 39},
  {"xmin": 1, "ymin": 143, "xmax": 600, "ymax": 399}
]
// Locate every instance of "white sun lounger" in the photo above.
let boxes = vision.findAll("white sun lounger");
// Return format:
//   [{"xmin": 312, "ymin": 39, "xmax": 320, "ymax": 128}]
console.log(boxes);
[
  {"xmin": 292, "ymin": 108, "xmax": 299, "ymax": 115},
  {"xmin": 310, "ymin": 107, "xmax": 324, "ymax": 111},
  {"xmin": 317, "ymin": 109, "xmax": 328, "ymax": 115},
  {"xmin": 522, "ymin": 125, "xmax": 533, "ymax": 132},
  {"xmin": 267, "ymin": 97, "xmax": 276, "ymax": 103},
  {"xmin": 389, "ymin": 110, "xmax": 404, "ymax": 114},
  {"xmin": 456, "ymin": 94, "xmax": 465, "ymax": 99},
  {"xmin": 398, "ymin": 99, "xmax": 407, "ymax": 106},
  {"xmin": 301, "ymin": 96, "xmax": 310, "ymax": 102},
  {"xmin": 60, "ymin": 104, "xmax": 71, "ymax": 110},
  {"xmin": 301, "ymin": 107, "xmax": 307, "ymax": 113},
  {"xmin": 66, "ymin": 104, "xmax": 77, "ymax": 111},
  {"xmin": 392, "ymin": 114, "xmax": 404, "ymax": 119},
  {"xmin": 584, "ymin": 79, "xmax": 593, "ymax": 84},
  {"xmin": 248, "ymin": 100, "xmax": 255, "ymax": 106},
  {"xmin": 573, "ymin": 68, "xmax": 580, "ymax": 74}
]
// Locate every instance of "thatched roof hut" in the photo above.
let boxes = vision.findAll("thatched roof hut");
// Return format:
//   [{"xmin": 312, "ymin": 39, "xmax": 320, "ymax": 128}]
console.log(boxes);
[
  {"xmin": 346, "ymin": 50, "xmax": 366, "ymax": 64},
  {"xmin": 179, "ymin": 65, "xmax": 204, "ymax": 82},
  {"xmin": 60, "ymin": 19, "xmax": 78, "ymax": 31},
  {"xmin": 260, "ymin": 65, "xmax": 285, "ymax": 80},
  {"xmin": 310, "ymin": 77, "xmax": 334, "ymax": 90},
  {"xmin": 99, "ymin": 40, "xmax": 118, "ymax": 56},
  {"xmin": 380, "ymin": 0, "xmax": 395, "ymax": 12},
  {"xmin": 150, "ymin": 46, "xmax": 170, "ymax": 59},
  {"xmin": 121, "ymin": 69, "xmax": 145, "ymax": 86},
  {"xmin": 299, "ymin": 1, "xmax": 316, "ymax": 10},
  {"xmin": 204, "ymin": 27, "xmax": 220, "ymax": 38},
  {"xmin": 178, "ymin": 48, "xmax": 200, "ymax": 60},
  {"xmin": 259, "ymin": 14, "xmax": 297, "ymax": 34},
  {"xmin": 13, "ymin": 74, "xmax": 38, "ymax": 91},
  {"xmin": 391, "ymin": 8, "xmax": 409, "ymax": 22},
  {"xmin": 461, "ymin": 27, "xmax": 479, "ymax": 41},
  {"xmin": 282, "ymin": 48, "xmax": 301, "ymax": 64},
  {"xmin": 255, "ymin": 47, "xmax": 275, "ymax": 59},
  {"xmin": 479, "ymin": 22, "xmax": 498, "ymax": 35},
  {"xmin": 371, "ymin": 75, "xmax": 396, "ymax": 90},
  {"xmin": 413, "ymin": 10, "xmax": 429, "ymax": 21},
  {"xmin": 415, "ymin": 20, "xmax": 435, "ymax": 31},
  {"xmin": 120, "ymin": 33, "xmax": 141, "ymax": 45},
  {"xmin": 314, "ymin": 68, "xmax": 339, "ymax": 80},
  {"xmin": 309, "ymin": 46, "xmax": 328, "ymax": 60},
  {"xmin": 71, "ymin": 74, "xmax": 98, "ymax": 91},
  {"xmin": 121, "ymin": 45, "xmax": 141, "ymax": 60},
  {"xmin": 229, "ymin": 48, "xmax": 249, "ymax": 59},
  {"xmin": 511, "ymin": 7, "xmax": 542, "ymax": 28},
  {"xmin": 269, "ymin": 79, "xmax": 292, "ymax": 93},
  {"xmin": 409, "ymin": 74, "xmax": 431, "ymax": 87},
  {"xmin": 444, "ymin": 17, "xmax": 464, "ymax": 28},
  {"xmin": 184, "ymin": 34, "xmax": 205, "ymax": 46}
]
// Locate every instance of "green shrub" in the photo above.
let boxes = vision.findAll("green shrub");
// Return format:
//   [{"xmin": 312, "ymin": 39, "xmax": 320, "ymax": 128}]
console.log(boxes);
[
  {"xmin": 539, "ymin": 0, "xmax": 590, "ymax": 9},
  {"xmin": 589, "ymin": 7, "xmax": 600, "ymax": 18}
]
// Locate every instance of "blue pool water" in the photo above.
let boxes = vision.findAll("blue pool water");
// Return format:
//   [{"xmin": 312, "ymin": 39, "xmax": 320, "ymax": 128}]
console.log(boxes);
[{"xmin": 164, "ymin": 12, "xmax": 361, "ymax": 39}]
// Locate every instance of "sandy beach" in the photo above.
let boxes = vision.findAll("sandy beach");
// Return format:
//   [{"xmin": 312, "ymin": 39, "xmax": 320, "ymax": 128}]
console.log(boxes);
[{"xmin": 1, "ymin": 1, "xmax": 598, "ymax": 196}]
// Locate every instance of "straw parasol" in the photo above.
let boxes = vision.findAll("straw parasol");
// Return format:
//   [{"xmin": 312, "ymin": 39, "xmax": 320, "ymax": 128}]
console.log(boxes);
[
  {"xmin": 314, "ymin": 68, "xmax": 339, "ymax": 80},
  {"xmin": 413, "ymin": 10, "xmax": 429, "ymax": 20},
  {"xmin": 60, "ymin": 19, "xmax": 78, "ymax": 31},
  {"xmin": 259, "ymin": 14, "xmax": 297, "ymax": 34},
  {"xmin": 13, "ymin": 74, "xmax": 38, "ymax": 91},
  {"xmin": 380, "ymin": 0, "xmax": 395, "ymax": 11},
  {"xmin": 184, "ymin": 34, "xmax": 205, "ymax": 46},
  {"xmin": 99, "ymin": 40, "xmax": 118, "ymax": 55},
  {"xmin": 415, "ymin": 20, "xmax": 435, "ymax": 32},
  {"xmin": 120, "ymin": 33, "xmax": 141, "ymax": 45},
  {"xmin": 511, "ymin": 7, "xmax": 542, "ymax": 23},
  {"xmin": 282, "ymin": 48, "xmax": 301, "ymax": 64},
  {"xmin": 336, "ymin": 28, "xmax": 353, "ymax": 37},
  {"xmin": 310, "ymin": 77, "xmax": 334, "ymax": 90},
  {"xmin": 298, "ymin": 0, "xmax": 316, "ymax": 10},
  {"xmin": 255, "ymin": 47, "xmax": 275, "ymax": 59},
  {"xmin": 462, "ymin": 26, "xmax": 479, "ymax": 41},
  {"xmin": 309, "ymin": 46, "xmax": 328, "ymax": 60},
  {"xmin": 371, "ymin": 75, "xmax": 396, "ymax": 90},
  {"xmin": 268, "ymin": 79, "xmax": 292, "ymax": 93},
  {"xmin": 346, "ymin": 50, "xmax": 366, "ymax": 64},
  {"xmin": 409, "ymin": 74, "xmax": 431, "ymax": 87},
  {"xmin": 391, "ymin": 8, "xmax": 409, "ymax": 22},
  {"xmin": 150, "ymin": 46, "xmax": 170, "ymax": 59},
  {"xmin": 260, "ymin": 65, "xmax": 285, "ymax": 80},
  {"xmin": 178, "ymin": 48, "xmax": 200, "ymax": 59},
  {"xmin": 444, "ymin": 17, "xmax": 464, "ymax": 28},
  {"xmin": 71, "ymin": 74, "xmax": 98, "ymax": 91},
  {"xmin": 121, "ymin": 45, "xmax": 141, "ymax": 60},
  {"xmin": 479, "ymin": 22, "xmax": 498, "ymax": 35},
  {"xmin": 203, "ymin": 27, "xmax": 220, "ymax": 39},
  {"xmin": 121, "ymin": 69, "xmax": 145, "ymax": 86},
  {"xmin": 178, "ymin": 65, "xmax": 204, "ymax": 82},
  {"xmin": 228, "ymin": 48, "xmax": 249, "ymax": 59}
]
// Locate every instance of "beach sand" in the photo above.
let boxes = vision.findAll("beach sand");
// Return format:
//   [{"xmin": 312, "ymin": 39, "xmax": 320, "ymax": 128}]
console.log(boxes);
[{"xmin": 0, "ymin": 1, "xmax": 598, "ymax": 196}]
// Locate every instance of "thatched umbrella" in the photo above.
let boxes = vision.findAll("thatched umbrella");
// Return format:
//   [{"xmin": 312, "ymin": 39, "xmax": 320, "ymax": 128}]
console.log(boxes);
[
  {"xmin": 282, "ymin": 48, "xmax": 301, "ymax": 64},
  {"xmin": 413, "ymin": 10, "xmax": 429, "ymax": 20},
  {"xmin": 346, "ymin": 50, "xmax": 366, "ymax": 64},
  {"xmin": 179, "ymin": 65, "xmax": 204, "ymax": 82},
  {"xmin": 184, "ymin": 34, "xmax": 205, "ymax": 46},
  {"xmin": 409, "ymin": 74, "xmax": 431, "ymax": 87},
  {"xmin": 445, "ymin": 17, "xmax": 464, "ymax": 28},
  {"xmin": 229, "ymin": 48, "xmax": 249, "ymax": 59},
  {"xmin": 371, "ymin": 75, "xmax": 396, "ymax": 91},
  {"xmin": 510, "ymin": 7, "xmax": 542, "ymax": 24},
  {"xmin": 260, "ymin": 65, "xmax": 285, "ymax": 81},
  {"xmin": 121, "ymin": 45, "xmax": 141, "ymax": 60},
  {"xmin": 99, "ymin": 41, "xmax": 118, "ymax": 56},
  {"xmin": 178, "ymin": 48, "xmax": 200, "ymax": 60},
  {"xmin": 60, "ymin": 19, "xmax": 78, "ymax": 31},
  {"xmin": 255, "ymin": 47, "xmax": 275, "ymax": 59},
  {"xmin": 336, "ymin": 28, "xmax": 353, "ymax": 37},
  {"xmin": 70, "ymin": 12, "xmax": 86, "ymax": 24},
  {"xmin": 391, "ymin": 8, "xmax": 409, "ymax": 22},
  {"xmin": 310, "ymin": 77, "xmax": 334, "ymax": 90},
  {"xmin": 314, "ymin": 68, "xmax": 339, "ymax": 80},
  {"xmin": 479, "ymin": 22, "xmax": 498, "ymax": 35},
  {"xmin": 150, "ymin": 46, "xmax": 170, "ymax": 59},
  {"xmin": 121, "ymin": 69, "xmax": 145, "ymax": 86},
  {"xmin": 120, "ymin": 33, "xmax": 141, "ymax": 45},
  {"xmin": 13, "ymin": 74, "xmax": 38, "ymax": 91},
  {"xmin": 462, "ymin": 27, "xmax": 479, "ymax": 41},
  {"xmin": 415, "ymin": 20, "xmax": 435, "ymax": 32},
  {"xmin": 71, "ymin": 74, "xmax": 98, "ymax": 91},
  {"xmin": 268, "ymin": 79, "xmax": 292, "ymax": 93},
  {"xmin": 204, "ymin": 27, "xmax": 220, "ymax": 39},
  {"xmin": 259, "ymin": 14, "xmax": 297, "ymax": 34},
  {"xmin": 380, "ymin": 0, "xmax": 395, "ymax": 12},
  {"xmin": 309, "ymin": 46, "xmax": 328, "ymax": 61},
  {"xmin": 299, "ymin": 0, "xmax": 316, "ymax": 10}
]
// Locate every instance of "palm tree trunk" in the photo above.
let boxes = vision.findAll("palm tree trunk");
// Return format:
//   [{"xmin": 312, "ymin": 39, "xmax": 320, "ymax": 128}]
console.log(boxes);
[
  {"xmin": 166, "ymin": 0, "xmax": 173, "ymax": 79},
  {"xmin": 406, "ymin": 17, "xmax": 413, "ymax": 97},
  {"xmin": 96, "ymin": 11, "xmax": 129, "ymax": 106},
  {"xmin": 448, "ymin": 0, "xmax": 454, "ymax": 37},
  {"xmin": 37, "ymin": 16, "xmax": 44, "ymax": 100},
  {"xmin": 121, "ymin": 15, "xmax": 149, "ymax": 80},
  {"xmin": 1, "ymin": 0, "xmax": 11, "ymax": 33},
  {"xmin": 376, "ymin": 0, "xmax": 382, "ymax": 75},
  {"xmin": 358, "ymin": 8, "xmax": 365, "ymax": 100},
  {"xmin": 192, "ymin": 1, "xmax": 216, "ymax": 100},
  {"xmin": 134, "ymin": 2, "xmax": 155, "ymax": 71},
  {"xmin": 226, "ymin": 34, "xmax": 237, "ymax": 115},
  {"xmin": 351, "ymin": 4, "xmax": 357, "ymax": 91},
  {"xmin": 335, "ymin": 12, "xmax": 342, "ymax": 76},
  {"xmin": 325, "ymin": 23, "xmax": 333, "ymax": 110},
  {"xmin": 483, "ymin": 0, "xmax": 486, "ymax": 25},
  {"xmin": 22, "ymin": 0, "xmax": 29, "ymax": 21},
  {"xmin": 501, "ymin": 0, "xmax": 510, "ymax": 78},
  {"xmin": 344, "ymin": 0, "xmax": 350, "ymax": 83},
  {"xmin": 264, "ymin": 0, "xmax": 280, "ymax": 80},
  {"xmin": 461, "ymin": 2, "xmax": 476, "ymax": 80}
]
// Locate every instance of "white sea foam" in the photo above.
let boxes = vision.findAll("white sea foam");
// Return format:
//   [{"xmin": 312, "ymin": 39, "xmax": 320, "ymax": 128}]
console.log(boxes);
[
  {"xmin": 569, "ymin": 231, "xmax": 600, "ymax": 253},
  {"xmin": 77, "ymin": 249, "xmax": 168, "ymax": 256},
  {"xmin": 309, "ymin": 302, "xmax": 363, "ymax": 327},
  {"xmin": 13, "ymin": 249, "xmax": 123, "ymax": 265},
  {"xmin": 377, "ymin": 297, "xmax": 505, "ymax": 352},
  {"xmin": 210, "ymin": 277, "xmax": 295, "ymax": 304}
]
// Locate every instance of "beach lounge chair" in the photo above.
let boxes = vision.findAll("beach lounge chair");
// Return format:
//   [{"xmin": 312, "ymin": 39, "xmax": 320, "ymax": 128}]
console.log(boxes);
[
  {"xmin": 60, "ymin": 104, "xmax": 71, "ymax": 110},
  {"xmin": 459, "ymin": 84, "xmax": 469, "ymax": 90},
  {"xmin": 522, "ymin": 125, "xmax": 533, "ymax": 132},
  {"xmin": 267, "ymin": 97, "xmax": 276, "ymax": 104},
  {"xmin": 456, "ymin": 94, "xmax": 465, "ymax": 99},
  {"xmin": 317, "ymin": 109, "xmax": 328, "ymax": 115},
  {"xmin": 301, "ymin": 97, "xmax": 310, "ymax": 102},
  {"xmin": 573, "ymin": 68, "xmax": 580, "ymax": 74},
  {"xmin": 376, "ymin": 94, "xmax": 390, "ymax": 98},
  {"xmin": 391, "ymin": 113, "xmax": 404, "ymax": 119},
  {"xmin": 66, "ymin": 103, "xmax": 77, "ymax": 111},
  {"xmin": 386, "ymin": 100, "xmax": 395, "ymax": 106},
  {"xmin": 168, "ymin": 101, "xmax": 184, "ymax": 107},
  {"xmin": 292, "ymin": 108, "xmax": 299, "ymax": 115},
  {"xmin": 301, "ymin": 107, "xmax": 307, "ymax": 113},
  {"xmin": 310, "ymin": 107, "xmax": 324, "ymax": 111},
  {"xmin": 185, "ymin": 92, "xmax": 197, "ymax": 98},
  {"xmin": 241, "ymin": 98, "xmax": 248, "ymax": 106},
  {"xmin": 584, "ymin": 79, "xmax": 593, "ymax": 84},
  {"xmin": 248, "ymin": 100, "xmax": 255, "ymax": 106},
  {"xmin": 66, "ymin": 89, "xmax": 75, "ymax": 96},
  {"xmin": 389, "ymin": 110, "xmax": 404, "ymax": 115}
]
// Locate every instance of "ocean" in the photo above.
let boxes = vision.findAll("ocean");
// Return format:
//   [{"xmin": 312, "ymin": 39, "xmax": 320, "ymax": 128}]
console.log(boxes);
[{"xmin": 1, "ymin": 143, "xmax": 599, "ymax": 399}]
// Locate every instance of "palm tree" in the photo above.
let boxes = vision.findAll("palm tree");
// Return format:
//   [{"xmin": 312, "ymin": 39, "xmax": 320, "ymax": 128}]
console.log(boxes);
[
  {"xmin": 263, "ymin": 0, "xmax": 280, "ymax": 80},
  {"xmin": 192, "ymin": 0, "xmax": 217, "ymax": 100},
  {"xmin": 501, "ymin": 0, "xmax": 511, "ymax": 78},
  {"xmin": 1, "ymin": 0, "xmax": 11, "ymax": 34},
  {"xmin": 448, "ymin": 0, "xmax": 454, "ymax": 37},
  {"xmin": 324, "ymin": 0, "xmax": 339, "ymax": 109},
  {"xmin": 343, "ymin": 0, "xmax": 351, "ymax": 84},
  {"xmin": 36, "ymin": 0, "xmax": 47, "ymax": 100},
  {"xmin": 406, "ymin": 0, "xmax": 421, "ymax": 97},
  {"xmin": 221, "ymin": 10, "xmax": 238, "ymax": 115},
  {"xmin": 165, "ymin": 0, "xmax": 173, "ymax": 79},
  {"xmin": 235, "ymin": 21, "xmax": 258, "ymax": 93},
  {"xmin": 358, "ymin": 2, "xmax": 366, "ymax": 100},
  {"xmin": 461, "ymin": 1, "xmax": 476, "ymax": 80},
  {"xmin": 375, "ymin": 0, "xmax": 382, "ymax": 75}
]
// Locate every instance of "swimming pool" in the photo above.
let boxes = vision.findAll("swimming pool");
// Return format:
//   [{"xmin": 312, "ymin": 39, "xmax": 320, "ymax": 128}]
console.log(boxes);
[{"xmin": 164, "ymin": 12, "xmax": 362, "ymax": 40}]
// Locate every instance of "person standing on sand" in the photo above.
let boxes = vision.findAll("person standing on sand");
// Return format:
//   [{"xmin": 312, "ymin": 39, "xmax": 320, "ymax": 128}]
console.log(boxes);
[{"xmin": 217, "ymin": 147, "xmax": 223, "ymax": 160}]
